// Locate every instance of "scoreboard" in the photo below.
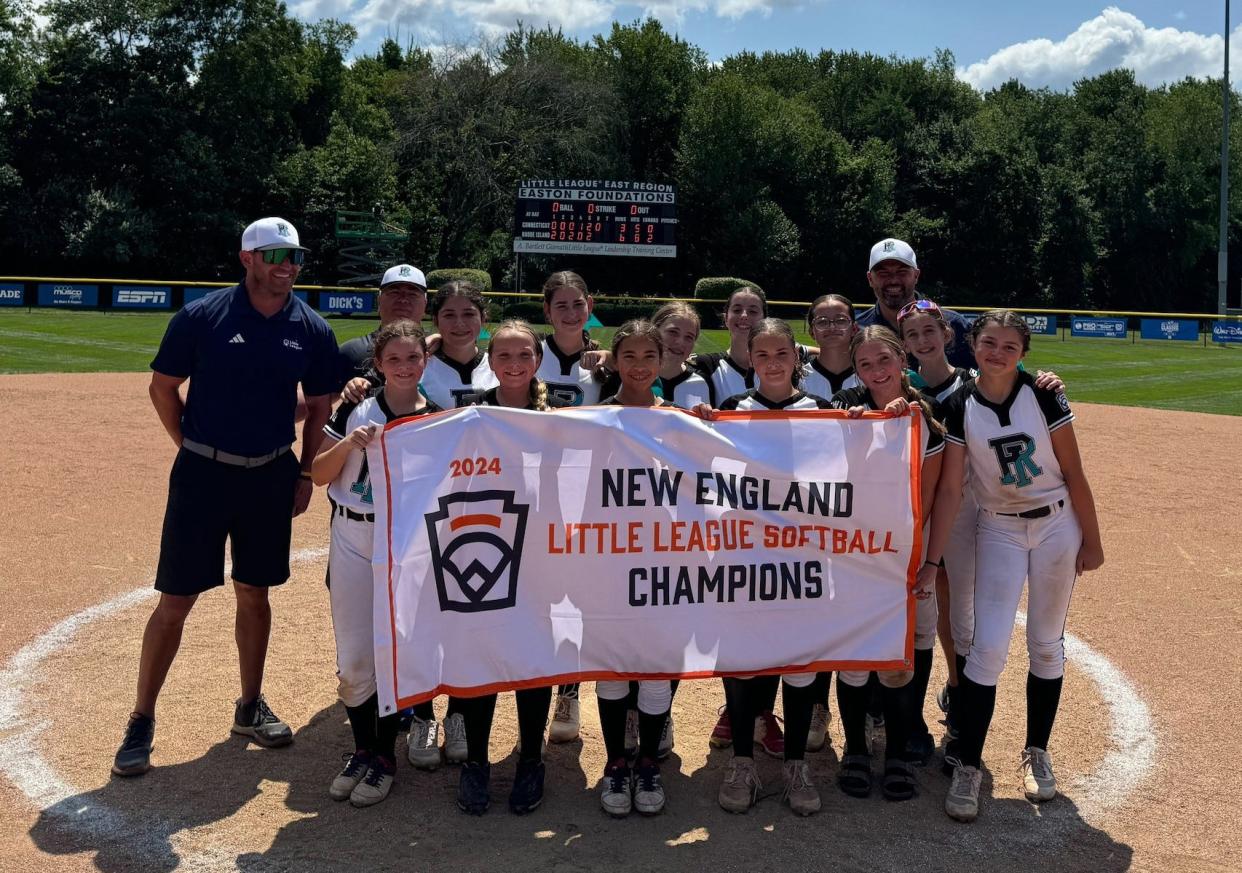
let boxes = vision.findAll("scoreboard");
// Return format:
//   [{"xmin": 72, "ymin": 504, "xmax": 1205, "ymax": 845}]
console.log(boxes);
[{"xmin": 513, "ymin": 180, "xmax": 677, "ymax": 258}]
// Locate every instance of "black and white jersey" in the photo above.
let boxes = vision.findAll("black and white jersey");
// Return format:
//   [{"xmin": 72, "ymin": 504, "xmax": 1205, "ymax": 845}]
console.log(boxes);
[
  {"xmin": 939, "ymin": 371, "xmax": 1073, "ymax": 514},
  {"xmin": 419, "ymin": 349, "xmax": 498, "ymax": 409},
  {"xmin": 460, "ymin": 387, "xmax": 571, "ymax": 410},
  {"xmin": 802, "ymin": 360, "xmax": 860, "ymax": 401},
  {"xmin": 537, "ymin": 336, "xmax": 603, "ymax": 407},
  {"xmin": 830, "ymin": 386, "xmax": 945, "ymax": 459},
  {"xmin": 323, "ymin": 390, "xmax": 443, "ymax": 511},
  {"xmin": 919, "ymin": 367, "xmax": 975, "ymax": 404},
  {"xmin": 719, "ymin": 389, "xmax": 834, "ymax": 412},
  {"xmin": 657, "ymin": 368, "xmax": 715, "ymax": 410},
  {"xmin": 694, "ymin": 345, "xmax": 813, "ymax": 408}
]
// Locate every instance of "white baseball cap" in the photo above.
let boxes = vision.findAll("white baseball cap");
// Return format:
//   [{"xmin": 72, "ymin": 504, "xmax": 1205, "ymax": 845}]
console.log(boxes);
[
  {"xmin": 868, "ymin": 238, "xmax": 917, "ymax": 270},
  {"xmin": 380, "ymin": 264, "xmax": 428, "ymax": 290},
  {"xmin": 241, "ymin": 217, "xmax": 308, "ymax": 251}
]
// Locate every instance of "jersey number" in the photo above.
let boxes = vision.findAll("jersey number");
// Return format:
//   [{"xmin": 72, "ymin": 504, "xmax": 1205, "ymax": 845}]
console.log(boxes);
[
  {"xmin": 988, "ymin": 433, "xmax": 1043, "ymax": 488},
  {"xmin": 350, "ymin": 455, "xmax": 374, "ymax": 505}
]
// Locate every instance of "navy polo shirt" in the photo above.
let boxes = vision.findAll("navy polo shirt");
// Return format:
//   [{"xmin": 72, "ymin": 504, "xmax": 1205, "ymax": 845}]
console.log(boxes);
[
  {"xmin": 151, "ymin": 284, "xmax": 340, "ymax": 456},
  {"xmin": 855, "ymin": 301, "xmax": 977, "ymax": 370}
]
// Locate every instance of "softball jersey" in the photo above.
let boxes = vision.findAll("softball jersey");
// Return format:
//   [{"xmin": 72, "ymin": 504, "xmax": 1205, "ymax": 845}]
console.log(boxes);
[
  {"xmin": 695, "ymin": 345, "xmax": 814, "ymax": 407},
  {"xmin": 419, "ymin": 349, "xmax": 497, "ymax": 409},
  {"xmin": 656, "ymin": 368, "xmax": 715, "ymax": 409},
  {"xmin": 537, "ymin": 336, "xmax": 603, "ymax": 407},
  {"xmin": 719, "ymin": 388, "xmax": 833, "ymax": 412},
  {"xmin": 920, "ymin": 367, "xmax": 975, "ymax": 404},
  {"xmin": 461, "ymin": 386, "xmax": 570, "ymax": 410},
  {"xmin": 323, "ymin": 391, "xmax": 444, "ymax": 512},
  {"xmin": 939, "ymin": 372, "xmax": 1073, "ymax": 515},
  {"xmin": 801, "ymin": 359, "xmax": 860, "ymax": 400},
  {"xmin": 829, "ymin": 386, "xmax": 946, "ymax": 460}
]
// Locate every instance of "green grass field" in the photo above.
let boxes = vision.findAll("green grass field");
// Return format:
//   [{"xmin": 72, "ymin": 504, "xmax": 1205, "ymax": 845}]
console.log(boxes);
[{"xmin": 2, "ymin": 309, "xmax": 1239, "ymax": 415}]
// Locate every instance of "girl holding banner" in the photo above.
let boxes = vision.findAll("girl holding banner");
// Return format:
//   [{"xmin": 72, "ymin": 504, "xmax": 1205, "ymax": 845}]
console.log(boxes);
[{"xmin": 830, "ymin": 325, "xmax": 945, "ymax": 802}]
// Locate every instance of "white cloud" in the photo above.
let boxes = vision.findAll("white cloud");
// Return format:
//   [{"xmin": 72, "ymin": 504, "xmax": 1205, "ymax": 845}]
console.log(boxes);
[
  {"xmin": 958, "ymin": 6, "xmax": 1241, "ymax": 91},
  {"xmin": 639, "ymin": 0, "xmax": 803, "ymax": 22}
]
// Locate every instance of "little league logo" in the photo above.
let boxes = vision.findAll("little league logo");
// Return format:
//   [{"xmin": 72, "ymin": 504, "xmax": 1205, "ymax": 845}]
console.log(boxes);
[{"xmin": 425, "ymin": 491, "xmax": 529, "ymax": 613}]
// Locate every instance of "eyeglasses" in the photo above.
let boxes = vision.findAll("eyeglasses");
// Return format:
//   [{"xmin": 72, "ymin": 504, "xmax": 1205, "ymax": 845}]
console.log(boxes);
[
  {"xmin": 811, "ymin": 316, "xmax": 853, "ymax": 329},
  {"xmin": 258, "ymin": 248, "xmax": 306, "ymax": 266},
  {"xmin": 897, "ymin": 298, "xmax": 940, "ymax": 322}
]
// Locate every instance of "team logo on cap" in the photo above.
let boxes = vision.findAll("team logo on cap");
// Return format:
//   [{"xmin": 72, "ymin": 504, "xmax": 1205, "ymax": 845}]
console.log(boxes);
[
  {"xmin": 426, "ymin": 490, "xmax": 529, "ymax": 613},
  {"xmin": 276, "ymin": 222, "xmax": 291, "ymax": 238},
  {"xmin": 883, "ymin": 240, "xmax": 896, "ymax": 252},
  {"xmin": 400, "ymin": 266, "xmax": 412, "ymax": 277}
]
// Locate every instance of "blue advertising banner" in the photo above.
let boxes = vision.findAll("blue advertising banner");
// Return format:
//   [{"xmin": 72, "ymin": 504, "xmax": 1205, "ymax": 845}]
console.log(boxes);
[
  {"xmin": 1071, "ymin": 317, "xmax": 1127, "ymax": 338},
  {"xmin": 1212, "ymin": 320, "xmax": 1242, "ymax": 344},
  {"xmin": 184, "ymin": 287, "xmax": 307, "ymax": 304},
  {"xmin": 112, "ymin": 285, "xmax": 171, "ymax": 309},
  {"xmin": 1023, "ymin": 314, "xmax": 1058, "ymax": 335},
  {"xmin": 1140, "ymin": 318, "xmax": 1198, "ymax": 341},
  {"xmin": 0, "ymin": 283, "xmax": 23, "ymax": 306},
  {"xmin": 38, "ymin": 283, "xmax": 99, "ymax": 307},
  {"xmin": 319, "ymin": 291, "xmax": 374, "ymax": 314}
]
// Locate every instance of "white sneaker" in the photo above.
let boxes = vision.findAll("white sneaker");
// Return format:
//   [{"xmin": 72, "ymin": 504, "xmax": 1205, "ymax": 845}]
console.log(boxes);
[
  {"xmin": 329, "ymin": 751, "xmax": 371, "ymax": 801},
  {"xmin": 623, "ymin": 708, "xmax": 639, "ymax": 757},
  {"xmin": 600, "ymin": 759, "xmax": 633, "ymax": 816},
  {"xmin": 443, "ymin": 712, "xmax": 468, "ymax": 764},
  {"xmin": 549, "ymin": 692, "xmax": 580, "ymax": 743},
  {"xmin": 349, "ymin": 758, "xmax": 395, "ymax": 807},
  {"xmin": 807, "ymin": 703, "xmax": 831, "ymax": 752},
  {"xmin": 945, "ymin": 764, "xmax": 982, "ymax": 822},
  {"xmin": 658, "ymin": 713, "xmax": 675, "ymax": 760},
  {"xmin": 406, "ymin": 717, "xmax": 441, "ymax": 770},
  {"xmin": 1021, "ymin": 747, "xmax": 1057, "ymax": 802},
  {"xmin": 633, "ymin": 758, "xmax": 666, "ymax": 815}
]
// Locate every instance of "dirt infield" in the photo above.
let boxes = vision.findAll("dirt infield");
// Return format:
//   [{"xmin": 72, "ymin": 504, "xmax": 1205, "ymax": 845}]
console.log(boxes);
[{"xmin": 0, "ymin": 372, "xmax": 1238, "ymax": 873}]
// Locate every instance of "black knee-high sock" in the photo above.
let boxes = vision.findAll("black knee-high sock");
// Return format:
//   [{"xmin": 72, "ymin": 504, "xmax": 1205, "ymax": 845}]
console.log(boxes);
[
  {"xmin": 782, "ymin": 681, "xmax": 816, "ymax": 761},
  {"xmin": 883, "ymin": 681, "xmax": 917, "ymax": 762},
  {"xmin": 955, "ymin": 673, "xmax": 997, "ymax": 767},
  {"xmin": 1025, "ymin": 673, "xmax": 1064, "ymax": 750},
  {"xmin": 910, "ymin": 647, "xmax": 934, "ymax": 736},
  {"xmin": 724, "ymin": 678, "xmax": 755, "ymax": 757},
  {"xmin": 344, "ymin": 695, "xmax": 379, "ymax": 752},
  {"xmin": 597, "ymin": 696, "xmax": 629, "ymax": 762},
  {"xmin": 756, "ymin": 673, "xmax": 780, "ymax": 712},
  {"xmin": 669, "ymin": 678, "xmax": 680, "ymax": 704},
  {"xmin": 625, "ymin": 681, "xmax": 639, "ymax": 710},
  {"xmin": 812, "ymin": 672, "xmax": 832, "ymax": 707},
  {"xmin": 637, "ymin": 710, "xmax": 668, "ymax": 761},
  {"xmin": 457, "ymin": 694, "xmax": 497, "ymax": 765},
  {"xmin": 517, "ymin": 686, "xmax": 552, "ymax": 763},
  {"xmin": 558, "ymin": 683, "xmax": 580, "ymax": 698},
  {"xmin": 411, "ymin": 700, "xmax": 434, "ymax": 721},
  {"xmin": 955, "ymin": 652, "xmax": 968, "ymax": 682},
  {"xmin": 865, "ymin": 671, "xmax": 884, "ymax": 718},
  {"xmin": 835, "ymin": 679, "xmax": 870, "ymax": 757},
  {"xmin": 375, "ymin": 711, "xmax": 400, "ymax": 762}
]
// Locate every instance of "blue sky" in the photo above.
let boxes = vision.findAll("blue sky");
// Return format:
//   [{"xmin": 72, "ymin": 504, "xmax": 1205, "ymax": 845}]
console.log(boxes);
[{"xmin": 288, "ymin": 1, "xmax": 1238, "ymax": 90}]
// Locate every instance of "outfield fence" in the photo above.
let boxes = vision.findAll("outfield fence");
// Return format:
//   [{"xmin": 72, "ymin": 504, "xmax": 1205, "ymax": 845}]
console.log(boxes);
[{"xmin": 1, "ymin": 276, "xmax": 1240, "ymax": 345}]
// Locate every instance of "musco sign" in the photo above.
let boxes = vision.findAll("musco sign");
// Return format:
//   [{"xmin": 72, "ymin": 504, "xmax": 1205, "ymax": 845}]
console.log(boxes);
[{"xmin": 370, "ymin": 405, "xmax": 922, "ymax": 713}]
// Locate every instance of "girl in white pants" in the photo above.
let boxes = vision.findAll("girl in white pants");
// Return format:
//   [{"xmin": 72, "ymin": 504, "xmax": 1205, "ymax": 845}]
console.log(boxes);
[
  {"xmin": 311, "ymin": 321, "xmax": 441, "ymax": 808},
  {"xmin": 919, "ymin": 310, "xmax": 1103, "ymax": 823}
]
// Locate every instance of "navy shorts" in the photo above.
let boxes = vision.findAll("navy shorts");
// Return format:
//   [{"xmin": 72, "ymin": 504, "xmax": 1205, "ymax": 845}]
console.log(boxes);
[{"xmin": 154, "ymin": 448, "xmax": 300, "ymax": 596}]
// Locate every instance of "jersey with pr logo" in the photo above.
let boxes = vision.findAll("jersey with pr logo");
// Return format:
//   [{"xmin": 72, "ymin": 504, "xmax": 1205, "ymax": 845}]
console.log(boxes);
[
  {"xmin": 420, "ymin": 349, "xmax": 498, "ymax": 409},
  {"xmin": 537, "ymin": 336, "xmax": 602, "ymax": 406}
]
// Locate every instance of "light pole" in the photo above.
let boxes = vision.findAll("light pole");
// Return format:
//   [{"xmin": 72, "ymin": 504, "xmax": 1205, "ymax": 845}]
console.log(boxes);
[{"xmin": 1220, "ymin": 0, "xmax": 1231, "ymax": 315}]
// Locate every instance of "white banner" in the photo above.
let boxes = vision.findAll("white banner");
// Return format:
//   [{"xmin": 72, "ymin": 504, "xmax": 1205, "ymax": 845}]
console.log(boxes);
[{"xmin": 370, "ymin": 406, "xmax": 922, "ymax": 714}]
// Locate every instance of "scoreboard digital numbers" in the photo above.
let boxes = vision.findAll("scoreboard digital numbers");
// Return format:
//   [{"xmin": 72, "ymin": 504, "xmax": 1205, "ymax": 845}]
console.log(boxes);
[{"xmin": 513, "ymin": 180, "xmax": 677, "ymax": 258}]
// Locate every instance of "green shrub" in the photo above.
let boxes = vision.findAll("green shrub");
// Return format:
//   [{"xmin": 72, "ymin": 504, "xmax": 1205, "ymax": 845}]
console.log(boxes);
[
  {"xmin": 426, "ymin": 268, "xmax": 492, "ymax": 291},
  {"xmin": 693, "ymin": 277, "xmax": 763, "ymax": 300}
]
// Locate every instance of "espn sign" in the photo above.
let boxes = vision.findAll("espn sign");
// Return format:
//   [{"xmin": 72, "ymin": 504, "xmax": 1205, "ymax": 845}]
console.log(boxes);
[
  {"xmin": 0, "ymin": 283, "xmax": 23, "ymax": 306},
  {"xmin": 319, "ymin": 292, "xmax": 373, "ymax": 314},
  {"xmin": 112, "ymin": 285, "xmax": 171, "ymax": 309}
]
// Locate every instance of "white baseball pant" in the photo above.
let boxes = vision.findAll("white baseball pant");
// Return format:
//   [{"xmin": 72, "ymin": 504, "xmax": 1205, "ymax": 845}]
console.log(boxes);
[
  {"xmin": 328, "ymin": 515, "xmax": 378, "ymax": 707},
  {"xmin": 942, "ymin": 485, "xmax": 979, "ymax": 655},
  {"xmin": 596, "ymin": 680, "xmax": 672, "ymax": 713},
  {"xmin": 963, "ymin": 501, "xmax": 1081, "ymax": 687}
]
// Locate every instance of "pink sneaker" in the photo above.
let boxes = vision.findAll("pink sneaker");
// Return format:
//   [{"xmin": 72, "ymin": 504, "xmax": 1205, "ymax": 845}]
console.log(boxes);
[
  {"xmin": 709, "ymin": 706, "xmax": 732, "ymax": 749},
  {"xmin": 754, "ymin": 711, "xmax": 785, "ymax": 758}
]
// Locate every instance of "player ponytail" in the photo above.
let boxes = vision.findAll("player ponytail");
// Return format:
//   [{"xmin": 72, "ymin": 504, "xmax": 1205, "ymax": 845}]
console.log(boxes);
[
  {"xmin": 487, "ymin": 318, "xmax": 550, "ymax": 411},
  {"xmin": 747, "ymin": 318, "xmax": 802, "ymax": 387},
  {"xmin": 850, "ymin": 325, "xmax": 945, "ymax": 435}
]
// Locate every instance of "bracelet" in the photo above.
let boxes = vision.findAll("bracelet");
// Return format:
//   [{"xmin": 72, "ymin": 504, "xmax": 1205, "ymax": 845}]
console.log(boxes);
[{"xmin": 923, "ymin": 560, "xmax": 939, "ymax": 569}]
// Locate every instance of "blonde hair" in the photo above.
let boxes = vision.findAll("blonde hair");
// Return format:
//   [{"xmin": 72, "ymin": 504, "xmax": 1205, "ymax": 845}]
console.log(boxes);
[
  {"xmin": 652, "ymin": 300, "xmax": 701, "ymax": 331},
  {"xmin": 487, "ymin": 319, "xmax": 549, "ymax": 411},
  {"xmin": 849, "ymin": 325, "xmax": 945, "ymax": 435}
]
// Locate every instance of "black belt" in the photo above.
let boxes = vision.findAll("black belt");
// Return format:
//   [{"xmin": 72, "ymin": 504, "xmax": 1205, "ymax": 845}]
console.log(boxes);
[
  {"xmin": 997, "ymin": 499, "xmax": 1063, "ymax": 519},
  {"xmin": 329, "ymin": 498, "xmax": 374, "ymax": 523}
]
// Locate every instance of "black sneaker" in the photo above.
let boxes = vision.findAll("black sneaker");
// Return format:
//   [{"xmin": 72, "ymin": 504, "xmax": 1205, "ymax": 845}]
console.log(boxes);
[
  {"xmin": 112, "ymin": 713, "xmax": 154, "ymax": 777},
  {"xmin": 232, "ymin": 694, "xmax": 293, "ymax": 748},
  {"xmin": 905, "ymin": 731, "xmax": 935, "ymax": 767},
  {"xmin": 457, "ymin": 761, "xmax": 491, "ymax": 815},
  {"xmin": 508, "ymin": 758, "xmax": 545, "ymax": 815}
]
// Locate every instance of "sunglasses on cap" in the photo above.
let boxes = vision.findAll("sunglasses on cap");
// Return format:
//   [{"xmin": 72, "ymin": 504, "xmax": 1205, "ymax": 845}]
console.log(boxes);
[
  {"xmin": 257, "ymin": 248, "xmax": 306, "ymax": 266},
  {"xmin": 897, "ymin": 298, "xmax": 941, "ymax": 322}
]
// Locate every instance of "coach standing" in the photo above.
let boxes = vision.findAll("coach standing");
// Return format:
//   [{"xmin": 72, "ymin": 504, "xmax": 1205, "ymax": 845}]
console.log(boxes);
[
  {"xmin": 856, "ymin": 238, "xmax": 977, "ymax": 370},
  {"xmin": 112, "ymin": 217, "xmax": 340, "ymax": 777},
  {"xmin": 336, "ymin": 263, "xmax": 428, "ymax": 388}
]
